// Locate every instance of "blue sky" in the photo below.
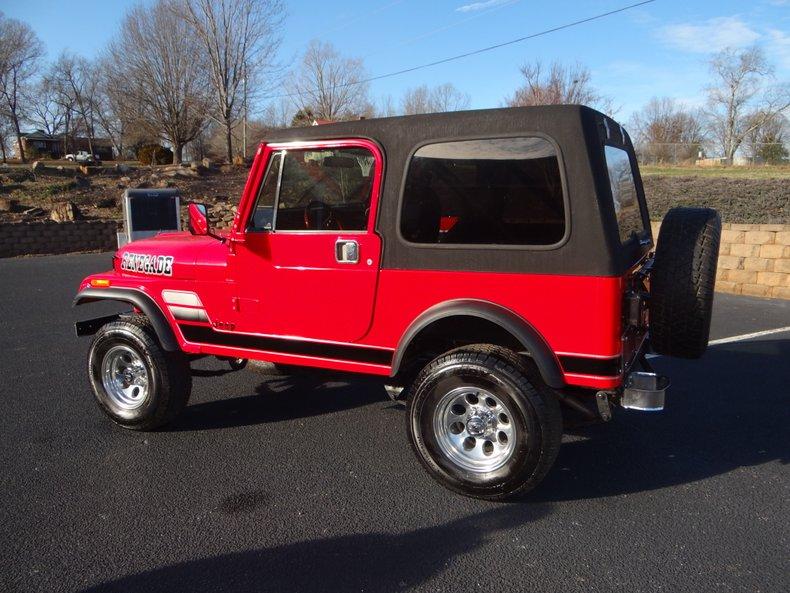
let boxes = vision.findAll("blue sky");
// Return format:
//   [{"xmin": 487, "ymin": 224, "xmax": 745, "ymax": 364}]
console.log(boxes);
[{"xmin": 1, "ymin": 0, "xmax": 788, "ymax": 121}]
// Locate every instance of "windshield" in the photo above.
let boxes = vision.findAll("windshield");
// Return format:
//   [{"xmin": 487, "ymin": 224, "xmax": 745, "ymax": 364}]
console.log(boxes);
[{"xmin": 604, "ymin": 145, "xmax": 645, "ymax": 244}]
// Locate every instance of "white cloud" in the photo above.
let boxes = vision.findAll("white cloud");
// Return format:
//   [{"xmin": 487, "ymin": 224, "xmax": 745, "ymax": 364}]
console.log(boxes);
[
  {"xmin": 767, "ymin": 29, "xmax": 790, "ymax": 70},
  {"xmin": 659, "ymin": 16, "xmax": 761, "ymax": 53},
  {"xmin": 456, "ymin": 0, "xmax": 510, "ymax": 13}
]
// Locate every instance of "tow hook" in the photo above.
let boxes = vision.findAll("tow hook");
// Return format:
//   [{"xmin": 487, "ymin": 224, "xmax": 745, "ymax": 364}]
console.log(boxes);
[{"xmin": 621, "ymin": 371, "xmax": 670, "ymax": 411}]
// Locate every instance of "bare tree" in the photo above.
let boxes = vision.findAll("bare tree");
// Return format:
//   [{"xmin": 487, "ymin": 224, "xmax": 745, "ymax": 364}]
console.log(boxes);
[
  {"xmin": 0, "ymin": 12, "xmax": 44, "ymax": 162},
  {"xmin": 0, "ymin": 117, "xmax": 12, "ymax": 162},
  {"xmin": 92, "ymin": 93, "xmax": 125, "ymax": 158},
  {"xmin": 705, "ymin": 46, "xmax": 790, "ymax": 164},
  {"xmin": 630, "ymin": 97, "xmax": 706, "ymax": 163},
  {"xmin": 25, "ymin": 77, "xmax": 68, "ymax": 136},
  {"xmin": 92, "ymin": 59, "xmax": 128, "ymax": 158},
  {"xmin": 260, "ymin": 97, "xmax": 292, "ymax": 129},
  {"xmin": 179, "ymin": 0, "xmax": 284, "ymax": 163},
  {"xmin": 401, "ymin": 85, "xmax": 431, "ymax": 115},
  {"xmin": 49, "ymin": 53, "xmax": 101, "ymax": 157},
  {"xmin": 401, "ymin": 83, "xmax": 470, "ymax": 115},
  {"xmin": 506, "ymin": 60, "xmax": 613, "ymax": 114},
  {"xmin": 41, "ymin": 59, "xmax": 79, "ymax": 155},
  {"xmin": 378, "ymin": 94, "xmax": 397, "ymax": 118},
  {"xmin": 107, "ymin": 1, "xmax": 211, "ymax": 164},
  {"xmin": 430, "ymin": 83, "xmax": 471, "ymax": 112},
  {"xmin": 289, "ymin": 40, "xmax": 370, "ymax": 121}
]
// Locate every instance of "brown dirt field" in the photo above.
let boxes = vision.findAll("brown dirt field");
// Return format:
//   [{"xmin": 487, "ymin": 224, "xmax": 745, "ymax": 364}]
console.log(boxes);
[
  {"xmin": 643, "ymin": 176, "xmax": 788, "ymax": 224},
  {"xmin": 0, "ymin": 164, "xmax": 249, "ymax": 227}
]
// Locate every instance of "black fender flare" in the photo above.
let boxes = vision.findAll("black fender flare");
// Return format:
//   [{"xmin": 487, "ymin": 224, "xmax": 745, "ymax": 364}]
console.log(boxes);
[
  {"xmin": 390, "ymin": 299, "xmax": 565, "ymax": 388},
  {"xmin": 73, "ymin": 287, "xmax": 179, "ymax": 351}
]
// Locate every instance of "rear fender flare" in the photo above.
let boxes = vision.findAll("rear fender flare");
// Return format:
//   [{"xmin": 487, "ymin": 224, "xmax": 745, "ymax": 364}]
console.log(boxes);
[
  {"xmin": 73, "ymin": 287, "xmax": 179, "ymax": 351},
  {"xmin": 391, "ymin": 299, "xmax": 565, "ymax": 388}
]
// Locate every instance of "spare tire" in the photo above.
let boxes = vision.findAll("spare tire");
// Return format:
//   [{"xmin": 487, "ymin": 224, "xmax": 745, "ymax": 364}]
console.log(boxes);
[{"xmin": 650, "ymin": 207, "xmax": 721, "ymax": 359}]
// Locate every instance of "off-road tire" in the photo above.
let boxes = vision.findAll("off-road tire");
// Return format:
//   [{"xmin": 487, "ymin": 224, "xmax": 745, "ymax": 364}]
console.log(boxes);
[
  {"xmin": 651, "ymin": 207, "xmax": 721, "ymax": 359},
  {"xmin": 88, "ymin": 314, "xmax": 192, "ymax": 430},
  {"xmin": 407, "ymin": 345, "xmax": 563, "ymax": 500}
]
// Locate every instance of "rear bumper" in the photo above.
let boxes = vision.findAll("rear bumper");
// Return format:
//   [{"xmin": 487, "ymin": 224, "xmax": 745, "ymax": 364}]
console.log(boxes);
[{"xmin": 621, "ymin": 370, "xmax": 670, "ymax": 411}]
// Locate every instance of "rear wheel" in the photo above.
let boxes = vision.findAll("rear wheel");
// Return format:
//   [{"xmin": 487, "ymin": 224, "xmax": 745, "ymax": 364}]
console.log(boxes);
[
  {"xmin": 407, "ymin": 345, "xmax": 562, "ymax": 500},
  {"xmin": 88, "ymin": 315, "xmax": 191, "ymax": 430},
  {"xmin": 650, "ymin": 207, "xmax": 721, "ymax": 359}
]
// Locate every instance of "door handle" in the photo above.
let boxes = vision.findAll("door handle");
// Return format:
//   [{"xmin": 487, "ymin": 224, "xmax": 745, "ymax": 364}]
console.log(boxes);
[{"xmin": 335, "ymin": 239, "xmax": 359, "ymax": 264}]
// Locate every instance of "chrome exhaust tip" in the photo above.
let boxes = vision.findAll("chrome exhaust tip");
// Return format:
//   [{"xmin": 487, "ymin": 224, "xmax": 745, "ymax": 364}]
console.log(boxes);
[{"xmin": 621, "ymin": 371, "xmax": 669, "ymax": 411}]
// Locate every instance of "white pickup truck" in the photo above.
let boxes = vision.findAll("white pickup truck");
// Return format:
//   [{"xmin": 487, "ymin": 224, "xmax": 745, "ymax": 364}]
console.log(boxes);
[{"xmin": 64, "ymin": 151, "xmax": 100, "ymax": 164}]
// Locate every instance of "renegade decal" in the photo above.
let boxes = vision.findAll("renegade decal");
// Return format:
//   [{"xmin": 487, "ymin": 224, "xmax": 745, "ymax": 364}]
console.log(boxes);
[{"xmin": 120, "ymin": 252, "xmax": 174, "ymax": 276}]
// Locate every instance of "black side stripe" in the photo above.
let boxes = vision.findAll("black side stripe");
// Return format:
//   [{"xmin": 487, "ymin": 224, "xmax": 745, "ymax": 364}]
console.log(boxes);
[
  {"xmin": 179, "ymin": 324, "xmax": 393, "ymax": 366},
  {"xmin": 559, "ymin": 355, "xmax": 621, "ymax": 377}
]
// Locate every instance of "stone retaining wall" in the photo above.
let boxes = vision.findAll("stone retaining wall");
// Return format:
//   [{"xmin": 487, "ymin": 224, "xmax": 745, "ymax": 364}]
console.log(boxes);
[
  {"xmin": 0, "ymin": 221, "xmax": 118, "ymax": 258},
  {"xmin": 651, "ymin": 222, "xmax": 790, "ymax": 300}
]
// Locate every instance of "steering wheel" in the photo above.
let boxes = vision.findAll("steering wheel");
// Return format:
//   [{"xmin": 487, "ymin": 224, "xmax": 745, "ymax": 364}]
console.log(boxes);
[{"xmin": 303, "ymin": 200, "xmax": 336, "ymax": 230}]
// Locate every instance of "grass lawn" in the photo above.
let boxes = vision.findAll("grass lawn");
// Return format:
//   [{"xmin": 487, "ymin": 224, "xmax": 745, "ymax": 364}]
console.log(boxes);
[{"xmin": 640, "ymin": 164, "xmax": 790, "ymax": 179}]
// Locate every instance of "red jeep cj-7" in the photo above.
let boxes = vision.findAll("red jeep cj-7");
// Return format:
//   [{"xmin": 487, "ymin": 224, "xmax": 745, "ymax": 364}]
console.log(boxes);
[{"xmin": 75, "ymin": 106, "xmax": 721, "ymax": 499}]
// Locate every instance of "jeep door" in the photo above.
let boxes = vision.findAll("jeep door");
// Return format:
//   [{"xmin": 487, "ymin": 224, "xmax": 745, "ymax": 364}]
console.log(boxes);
[{"xmin": 230, "ymin": 140, "xmax": 383, "ymax": 343}]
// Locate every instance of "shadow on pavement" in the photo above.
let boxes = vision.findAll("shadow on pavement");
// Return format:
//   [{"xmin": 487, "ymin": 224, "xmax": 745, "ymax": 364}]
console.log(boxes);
[
  {"xmin": 173, "ymin": 339, "xmax": 789, "ymax": 502},
  {"xmin": 531, "ymin": 338, "xmax": 790, "ymax": 501},
  {"xmin": 169, "ymin": 372, "xmax": 387, "ymax": 432},
  {"xmin": 78, "ymin": 504, "xmax": 552, "ymax": 593}
]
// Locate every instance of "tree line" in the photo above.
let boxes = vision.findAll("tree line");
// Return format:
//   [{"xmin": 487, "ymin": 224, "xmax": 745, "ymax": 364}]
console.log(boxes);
[
  {"xmin": 0, "ymin": 0, "xmax": 283, "ymax": 164},
  {"xmin": 1, "ymin": 2, "xmax": 787, "ymax": 165}
]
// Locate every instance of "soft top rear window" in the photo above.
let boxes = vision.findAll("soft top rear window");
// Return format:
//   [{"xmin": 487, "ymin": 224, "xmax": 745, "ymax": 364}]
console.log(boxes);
[
  {"xmin": 604, "ymin": 145, "xmax": 645, "ymax": 244},
  {"xmin": 400, "ymin": 136, "xmax": 566, "ymax": 246}
]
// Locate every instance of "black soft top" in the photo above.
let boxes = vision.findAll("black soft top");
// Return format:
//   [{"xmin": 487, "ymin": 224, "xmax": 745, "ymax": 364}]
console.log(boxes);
[{"xmin": 264, "ymin": 105, "xmax": 650, "ymax": 276}]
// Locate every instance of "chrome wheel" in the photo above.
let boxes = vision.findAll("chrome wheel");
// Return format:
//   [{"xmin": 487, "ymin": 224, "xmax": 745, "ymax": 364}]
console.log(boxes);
[
  {"xmin": 101, "ymin": 345, "xmax": 150, "ymax": 410},
  {"xmin": 433, "ymin": 386, "xmax": 517, "ymax": 473}
]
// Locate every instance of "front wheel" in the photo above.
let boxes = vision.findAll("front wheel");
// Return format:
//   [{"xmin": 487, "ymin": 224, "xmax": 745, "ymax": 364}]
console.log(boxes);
[
  {"xmin": 407, "ymin": 345, "xmax": 563, "ymax": 500},
  {"xmin": 88, "ymin": 315, "xmax": 191, "ymax": 430}
]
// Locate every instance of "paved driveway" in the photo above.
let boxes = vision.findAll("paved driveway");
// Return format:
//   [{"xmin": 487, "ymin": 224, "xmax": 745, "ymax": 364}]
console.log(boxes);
[{"xmin": 1, "ymin": 252, "xmax": 788, "ymax": 593}]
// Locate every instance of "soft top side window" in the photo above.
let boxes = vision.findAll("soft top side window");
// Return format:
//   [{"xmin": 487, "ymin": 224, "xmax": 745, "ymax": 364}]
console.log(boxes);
[
  {"xmin": 400, "ymin": 137, "xmax": 566, "ymax": 246},
  {"xmin": 249, "ymin": 145, "xmax": 376, "ymax": 232}
]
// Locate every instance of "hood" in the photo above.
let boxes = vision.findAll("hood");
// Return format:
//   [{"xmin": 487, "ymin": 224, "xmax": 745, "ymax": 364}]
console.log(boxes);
[{"xmin": 115, "ymin": 231, "xmax": 228, "ymax": 280}]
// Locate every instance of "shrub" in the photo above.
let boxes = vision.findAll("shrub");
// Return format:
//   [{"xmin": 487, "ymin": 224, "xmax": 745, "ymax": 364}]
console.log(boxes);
[
  {"xmin": 1, "ymin": 170, "xmax": 35, "ymax": 183},
  {"xmin": 137, "ymin": 144, "xmax": 173, "ymax": 165},
  {"xmin": 757, "ymin": 142, "xmax": 789, "ymax": 165},
  {"xmin": 44, "ymin": 181, "xmax": 77, "ymax": 195}
]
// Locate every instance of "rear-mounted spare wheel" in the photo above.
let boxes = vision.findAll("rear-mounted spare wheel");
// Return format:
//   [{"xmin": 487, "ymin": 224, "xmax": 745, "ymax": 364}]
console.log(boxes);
[{"xmin": 650, "ymin": 207, "xmax": 722, "ymax": 359}]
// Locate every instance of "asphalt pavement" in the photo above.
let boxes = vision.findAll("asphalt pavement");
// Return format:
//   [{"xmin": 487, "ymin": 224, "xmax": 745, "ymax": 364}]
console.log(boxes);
[{"xmin": 1, "ymin": 252, "xmax": 788, "ymax": 593}]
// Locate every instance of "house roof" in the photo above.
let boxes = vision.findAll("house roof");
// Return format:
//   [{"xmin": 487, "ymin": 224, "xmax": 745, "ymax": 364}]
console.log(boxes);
[
  {"xmin": 20, "ymin": 131, "xmax": 113, "ymax": 146},
  {"xmin": 20, "ymin": 130, "xmax": 55, "ymax": 140}
]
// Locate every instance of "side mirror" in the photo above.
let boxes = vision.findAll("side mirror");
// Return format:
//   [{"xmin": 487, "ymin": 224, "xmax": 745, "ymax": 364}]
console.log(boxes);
[{"xmin": 188, "ymin": 203, "xmax": 209, "ymax": 236}]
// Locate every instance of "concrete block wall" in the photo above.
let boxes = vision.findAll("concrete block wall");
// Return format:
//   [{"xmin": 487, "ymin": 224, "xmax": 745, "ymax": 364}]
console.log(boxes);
[
  {"xmin": 0, "ymin": 221, "xmax": 118, "ymax": 258},
  {"xmin": 651, "ymin": 222, "xmax": 790, "ymax": 300}
]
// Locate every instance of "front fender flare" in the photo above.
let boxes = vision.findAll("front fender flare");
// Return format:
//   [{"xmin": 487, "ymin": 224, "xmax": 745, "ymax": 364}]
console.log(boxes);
[
  {"xmin": 391, "ymin": 299, "xmax": 565, "ymax": 388},
  {"xmin": 73, "ymin": 287, "xmax": 179, "ymax": 351}
]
